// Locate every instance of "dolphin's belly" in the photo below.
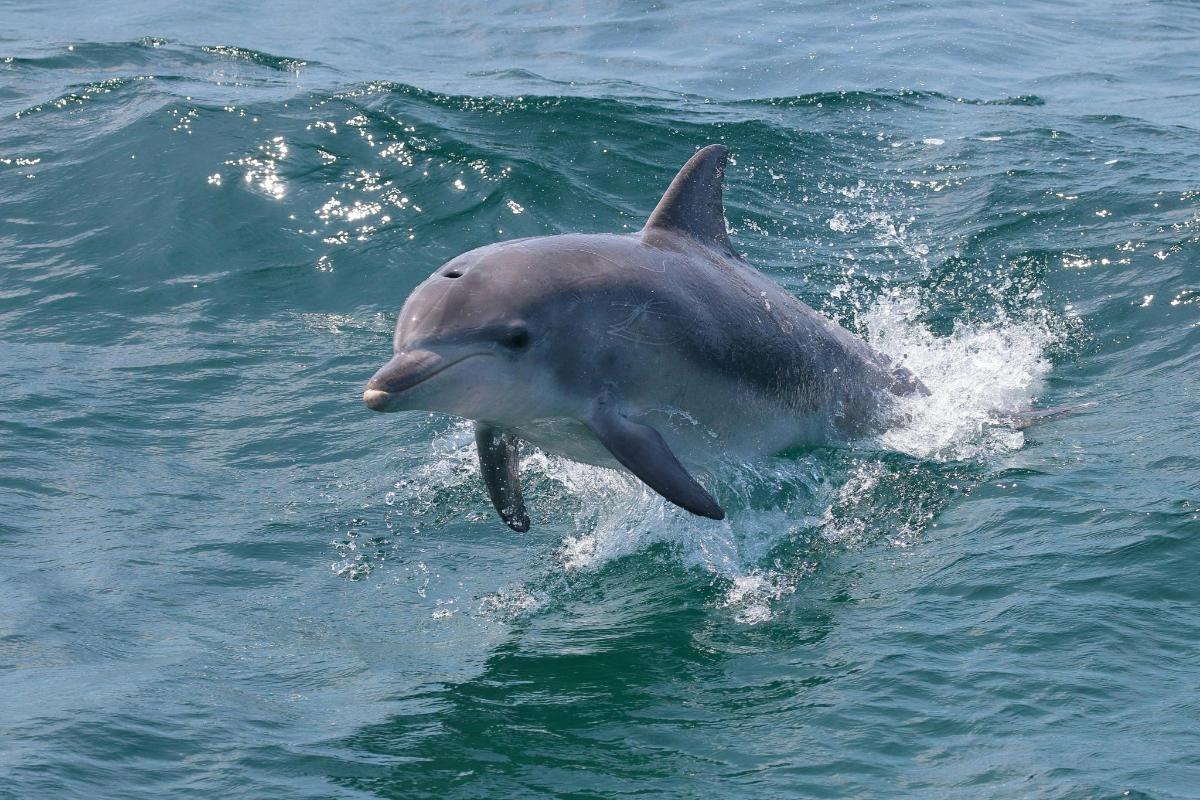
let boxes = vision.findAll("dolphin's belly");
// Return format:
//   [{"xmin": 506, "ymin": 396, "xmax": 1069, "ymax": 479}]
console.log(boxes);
[
  {"xmin": 638, "ymin": 387, "xmax": 839, "ymax": 465},
  {"xmin": 511, "ymin": 418, "xmax": 621, "ymax": 469},
  {"xmin": 509, "ymin": 383, "xmax": 838, "ymax": 475}
]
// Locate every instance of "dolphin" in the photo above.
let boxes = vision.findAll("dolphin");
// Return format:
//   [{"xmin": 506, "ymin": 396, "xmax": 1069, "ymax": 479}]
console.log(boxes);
[{"xmin": 363, "ymin": 144, "xmax": 925, "ymax": 530}]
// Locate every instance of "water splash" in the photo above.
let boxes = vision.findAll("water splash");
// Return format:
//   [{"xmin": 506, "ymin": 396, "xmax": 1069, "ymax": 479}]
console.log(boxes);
[
  {"xmin": 478, "ymin": 583, "xmax": 543, "ymax": 620},
  {"xmin": 863, "ymin": 289, "xmax": 1059, "ymax": 461}
]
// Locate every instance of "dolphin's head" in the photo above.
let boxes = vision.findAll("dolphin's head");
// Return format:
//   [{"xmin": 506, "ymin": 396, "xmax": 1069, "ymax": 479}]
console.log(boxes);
[{"xmin": 363, "ymin": 242, "xmax": 564, "ymax": 423}]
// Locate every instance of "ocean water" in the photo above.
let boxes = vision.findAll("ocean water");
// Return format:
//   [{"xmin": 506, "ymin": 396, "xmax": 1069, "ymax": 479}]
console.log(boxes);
[{"xmin": 2, "ymin": 1, "xmax": 1198, "ymax": 797}]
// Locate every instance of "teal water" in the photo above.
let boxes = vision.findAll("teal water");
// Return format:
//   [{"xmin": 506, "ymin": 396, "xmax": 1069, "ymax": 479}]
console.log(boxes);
[{"xmin": 2, "ymin": 2, "xmax": 1198, "ymax": 797}]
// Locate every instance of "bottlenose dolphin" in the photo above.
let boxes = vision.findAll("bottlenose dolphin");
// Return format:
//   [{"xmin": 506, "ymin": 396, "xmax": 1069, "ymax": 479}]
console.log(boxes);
[{"xmin": 364, "ymin": 145, "xmax": 925, "ymax": 530}]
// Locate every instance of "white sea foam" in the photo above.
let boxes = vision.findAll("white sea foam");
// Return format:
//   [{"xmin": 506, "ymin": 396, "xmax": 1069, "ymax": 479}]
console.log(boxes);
[
  {"xmin": 478, "ymin": 583, "xmax": 543, "ymax": 619},
  {"xmin": 545, "ymin": 471, "xmax": 817, "ymax": 626},
  {"xmin": 862, "ymin": 290, "xmax": 1057, "ymax": 461}
]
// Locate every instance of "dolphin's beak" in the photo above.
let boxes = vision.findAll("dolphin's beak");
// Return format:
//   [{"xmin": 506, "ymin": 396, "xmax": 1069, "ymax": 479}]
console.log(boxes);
[
  {"xmin": 363, "ymin": 349, "xmax": 444, "ymax": 412},
  {"xmin": 362, "ymin": 389, "xmax": 396, "ymax": 411}
]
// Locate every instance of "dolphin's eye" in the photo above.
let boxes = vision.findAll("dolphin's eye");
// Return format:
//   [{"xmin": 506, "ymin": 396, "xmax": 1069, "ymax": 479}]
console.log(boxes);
[{"xmin": 501, "ymin": 325, "xmax": 530, "ymax": 350}]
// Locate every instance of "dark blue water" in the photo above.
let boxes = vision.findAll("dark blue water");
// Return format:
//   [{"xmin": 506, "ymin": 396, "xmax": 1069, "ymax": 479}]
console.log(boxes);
[{"xmin": 2, "ymin": 2, "xmax": 1198, "ymax": 797}]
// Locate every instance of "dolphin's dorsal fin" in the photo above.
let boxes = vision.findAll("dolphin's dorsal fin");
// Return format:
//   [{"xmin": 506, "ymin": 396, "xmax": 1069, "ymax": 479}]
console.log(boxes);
[{"xmin": 642, "ymin": 144, "xmax": 733, "ymax": 254}]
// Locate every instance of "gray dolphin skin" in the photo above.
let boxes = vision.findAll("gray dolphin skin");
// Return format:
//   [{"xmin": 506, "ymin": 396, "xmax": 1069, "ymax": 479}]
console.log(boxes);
[{"xmin": 364, "ymin": 145, "xmax": 926, "ymax": 530}]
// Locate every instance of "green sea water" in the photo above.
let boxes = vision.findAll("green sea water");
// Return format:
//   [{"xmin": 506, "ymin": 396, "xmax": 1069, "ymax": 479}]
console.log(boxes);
[{"xmin": 1, "ymin": 2, "xmax": 1198, "ymax": 797}]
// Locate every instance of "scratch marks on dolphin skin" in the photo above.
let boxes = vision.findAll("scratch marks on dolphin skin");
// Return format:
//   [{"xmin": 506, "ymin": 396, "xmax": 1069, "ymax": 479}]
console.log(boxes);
[
  {"xmin": 606, "ymin": 300, "xmax": 687, "ymax": 345},
  {"xmin": 563, "ymin": 245, "xmax": 670, "ymax": 274},
  {"xmin": 645, "ymin": 404, "xmax": 721, "ymax": 442},
  {"xmin": 636, "ymin": 255, "xmax": 671, "ymax": 274}
]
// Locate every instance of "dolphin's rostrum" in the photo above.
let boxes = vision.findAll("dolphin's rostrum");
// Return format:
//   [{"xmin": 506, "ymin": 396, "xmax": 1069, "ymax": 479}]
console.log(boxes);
[{"xmin": 365, "ymin": 145, "xmax": 925, "ymax": 529}]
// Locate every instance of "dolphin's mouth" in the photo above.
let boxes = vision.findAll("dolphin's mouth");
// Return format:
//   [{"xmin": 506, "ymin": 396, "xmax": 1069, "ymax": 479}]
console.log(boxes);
[
  {"xmin": 363, "ymin": 350, "xmax": 484, "ymax": 412},
  {"xmin": 362, "ymin": 388, "xmax": 398, "ymax": 411}
]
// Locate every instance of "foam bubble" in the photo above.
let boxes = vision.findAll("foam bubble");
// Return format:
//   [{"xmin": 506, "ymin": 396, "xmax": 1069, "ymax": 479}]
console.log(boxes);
[
  {"xmin": 479, "ymin": 584, "xmax": 543, "ymax": 619},
  {"xmin": 718, "ymin": 565, "xmax": 813, "ymax": 625}
]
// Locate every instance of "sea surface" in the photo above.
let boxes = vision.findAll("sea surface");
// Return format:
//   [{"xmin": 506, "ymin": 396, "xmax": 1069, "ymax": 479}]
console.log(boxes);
[{"xmin": 2, "ymin": 2, "xmax": 1198, "ymax": 797}]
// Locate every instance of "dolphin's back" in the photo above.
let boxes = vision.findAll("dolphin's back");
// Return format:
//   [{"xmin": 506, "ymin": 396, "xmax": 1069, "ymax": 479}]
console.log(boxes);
[{"xmin": 494, "ymin": 232, "xmax": 916, "ymax": 444}]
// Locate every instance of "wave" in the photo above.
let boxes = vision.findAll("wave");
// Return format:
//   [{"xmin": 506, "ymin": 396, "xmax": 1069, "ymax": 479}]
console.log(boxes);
[
  {"xmin": 3, "ymin": 38, "xmax": 308, "ymax": 72},
  {"xmin": 747, "ymin": 89, "xmax": 1046, "ymax": 109}
]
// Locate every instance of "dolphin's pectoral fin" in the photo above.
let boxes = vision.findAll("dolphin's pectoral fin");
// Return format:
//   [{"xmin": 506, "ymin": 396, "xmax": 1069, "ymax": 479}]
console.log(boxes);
[
  {"xmin": 584, "ymin": 394, "xmax": 725, "ymax": 521},
  {"xmin": 474, "ymin": 423, "xmax": 530, "ymax": 532}
]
